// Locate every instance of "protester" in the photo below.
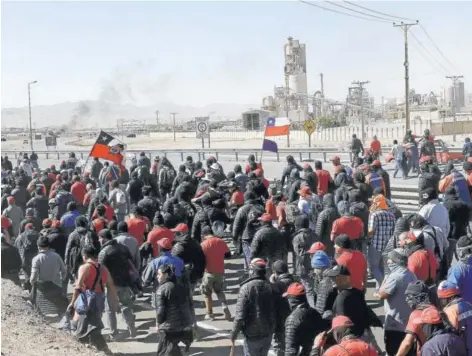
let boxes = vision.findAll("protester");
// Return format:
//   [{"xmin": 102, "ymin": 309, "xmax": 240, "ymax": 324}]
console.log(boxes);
[{"xmin": 2, "ymin": 196, "xmax": 24, "ymax": 237}]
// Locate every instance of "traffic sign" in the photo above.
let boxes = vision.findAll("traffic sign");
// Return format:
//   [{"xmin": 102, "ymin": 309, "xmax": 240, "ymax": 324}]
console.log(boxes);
[
  {"xmin": 303, "ymin": 119, "xmax": 316, "ymax": 135},
  {"xmin": 195, "ymin": 117, "xmax": 210, "ymax": 139}
]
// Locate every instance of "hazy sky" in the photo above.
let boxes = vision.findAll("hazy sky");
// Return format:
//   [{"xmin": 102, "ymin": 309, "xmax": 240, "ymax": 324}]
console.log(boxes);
[{"xmin": 2, "ymin": 1, "xmax": 471, "ymax": 108}]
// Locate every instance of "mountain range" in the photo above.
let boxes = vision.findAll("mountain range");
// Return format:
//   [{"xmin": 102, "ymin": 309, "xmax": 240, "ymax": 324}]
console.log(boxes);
[{"xmin": 1, "ymin": 100, "xmax": 259, "ymax": 129}]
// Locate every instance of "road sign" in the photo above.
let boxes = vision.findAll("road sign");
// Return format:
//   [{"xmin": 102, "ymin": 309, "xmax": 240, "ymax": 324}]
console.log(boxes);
[
  {"xmin": 303, "ymin": 119, "xmax": 316, "ymax": 135},
  {"xmin": 195, "ymin": 116, "xmax": 210, "ymax": 139}
]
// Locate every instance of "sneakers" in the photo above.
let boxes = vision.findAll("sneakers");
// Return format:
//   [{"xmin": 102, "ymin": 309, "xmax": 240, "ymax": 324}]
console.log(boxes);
[
  {"xmin": 223, "ymin": 307, "xmax": 233, "ymax": 321},
  {"xmin": 204, "ymin": 313, "xmax": 215, "ymax": 321}
]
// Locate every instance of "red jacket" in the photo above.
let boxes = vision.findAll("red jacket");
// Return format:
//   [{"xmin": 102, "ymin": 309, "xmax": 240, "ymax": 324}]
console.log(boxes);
[{"xmin": 71, "ymin": 181, "xmax": 86, "ymax": 206}]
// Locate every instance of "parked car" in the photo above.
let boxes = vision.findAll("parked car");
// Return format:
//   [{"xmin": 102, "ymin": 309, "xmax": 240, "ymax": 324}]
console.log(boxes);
[
  {"xmin": 385, "ymin": 139, "xmax": 464, "ymax": 164},
  {"xmin": 126, "ymin": 133, "xmax": 136, "ymax": 138},
  {"xmin": 23, "ymin": 139, "xmax": 29, "ymax": 144},
  {"xmin": 1, "ymin": 137, "xmax": 6, "ymax": 142}
]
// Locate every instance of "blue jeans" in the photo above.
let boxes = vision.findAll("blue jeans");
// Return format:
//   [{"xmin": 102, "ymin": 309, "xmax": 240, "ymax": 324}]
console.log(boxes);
[
  {"xmin": 243, "ymin": 334, "xmax": 272, "ymax": 356},
  {"xmin": 368, "ymin": 246, "xmax": 384, "ymax": 291},
  {"xmin": 242, "ymin": 241, "xmax": 252, "ymax": 271},
  {"xmin": 393, "ymin": 159, "xmax": 407, "ymax": 178}
]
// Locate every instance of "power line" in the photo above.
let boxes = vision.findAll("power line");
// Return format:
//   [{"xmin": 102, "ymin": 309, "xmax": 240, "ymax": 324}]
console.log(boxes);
[
  {"xmin": 419, "ymin": 24, "xmax": 459, "ymax": 73},
  {"xmin": 409, "ymin": 29, "xmax": 450, "ymax": 75},
  {"xmin": 342, "ymin": 1, "xmax": 415, "ymax": 22},
  {"xmin": 325, "ymin": 1, "xmax": 394, "ymax": 22},
  {"xmin": 298, "ymin": 0, "xmax": 391, "ymax": 23}
]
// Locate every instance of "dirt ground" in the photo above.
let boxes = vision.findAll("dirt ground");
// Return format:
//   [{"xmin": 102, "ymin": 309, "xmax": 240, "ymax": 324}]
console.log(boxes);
[{"xmin": 1, "ymin": 278, "xmax": 106, "ymax": 356}]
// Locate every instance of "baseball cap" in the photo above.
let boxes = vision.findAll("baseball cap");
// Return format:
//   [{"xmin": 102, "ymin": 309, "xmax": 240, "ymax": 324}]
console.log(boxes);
[
  {"xmin": 308, "ymin": 241, "xmax": 326, "ymax": 254},
  {"xmin": 157, "ymin": 238, "xmax": 173, "ymax": 250},
  {"xmin": 405, "ymin": 280, "xmax": 429, "ymax": 296},
  {"xmin": 258, "ymin": 213, "xmax": 272, "ymax": 222},
  {"xmin": 253, "ymin": 169, "xmax": 263, "ymax": 177},
  {"xmin": 171, "ymin": 223, "xmax": 189, "ymax": 233},
  {"xmin": 419, "ymin": 155, "xmax": 432, "ymax": 163},
  {"xmin": 7, "ymin": 196, "xmax": 15, "ymax": 204},
  {"xmin": 372, "ymin": 160, "xmax": 381, "ymax": 167},
  {"xmin": 25, "ymin": 223, "xmax": 34, "ymax": 230},
  {"xmin": 325, "ymin": 264, "xmax": 350, "ymax": 277},
  {"xmin": 334, "ymin": 234, "xmax": 352, "ymax": 249},
  {"xmin": 51, "ymin": 220, "xmax": 61, "ymax": 228},
  {"xmin": 387, "ymin": 248, "xmax": 409, "ymax": 265},
  {"xmin": 328, "ymin": 316, "xmax": 354, "ymax": 333},
  {"xmin": 437, "ymin": 281, "xmax": 459, "ymax": 299},
  {"xmin": 1, "ymin": 216, "xmax": 12, "ymax": 229},
  {"xmin": 42, "ymin": 218, "xmax": 53, "ymax": 227},
  {"xmin": 298, "ymin": 186, "xmax": 312, "ymax": 198},
  {"xmin": 250, "ymin": 258, "xmax": 267, "ymax": 269},
  {"xmin": 282, "ymin": 282, "xmax": 305, "ymax": 297},
  {"xmin": 311, "ymin": 251, "xmax": 330, "ymax": 269},
  {"xmin": 303, "ymin": 163, "xmax": 312, "ymax": 169},
  {"xmin": 412, "ymin": 306, "xmax": 442, "ymax": 325},
  {"xmin": 330, "ymin": 156, "xmax": 341, "ymax": 162}
]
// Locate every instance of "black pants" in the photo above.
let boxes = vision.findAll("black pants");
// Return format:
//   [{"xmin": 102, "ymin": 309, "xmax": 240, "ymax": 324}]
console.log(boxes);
[
  {"xmin": 385, "ymin": 330, "xmax": 414, "ymax": 356},
  {"xmin": 157, "ymin": 330, "xmax": 193, "ymax": 356}
]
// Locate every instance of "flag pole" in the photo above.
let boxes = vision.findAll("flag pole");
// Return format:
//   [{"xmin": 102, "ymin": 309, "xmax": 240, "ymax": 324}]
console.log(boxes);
[{"xmin": 260, "ymin": 119, "xmax": 268, "ymax": 164}]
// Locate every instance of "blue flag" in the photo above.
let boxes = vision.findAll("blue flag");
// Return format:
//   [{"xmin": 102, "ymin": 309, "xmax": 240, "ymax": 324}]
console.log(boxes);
[{"xmin": 262, "ymin": 139, "xmax": 278, "ymax": 153}]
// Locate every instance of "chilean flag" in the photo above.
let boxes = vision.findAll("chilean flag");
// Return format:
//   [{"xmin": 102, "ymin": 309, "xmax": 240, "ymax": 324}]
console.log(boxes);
[{"xmin": 264, "ymin": 117, "xmax": 291, "ymax": 137}]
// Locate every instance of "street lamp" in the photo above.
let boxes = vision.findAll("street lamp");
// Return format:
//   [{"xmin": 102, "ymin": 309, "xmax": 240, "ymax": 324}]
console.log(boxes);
[{"xmin": 28, "ymin": 80, "xmax": 38, "ymax": 151}]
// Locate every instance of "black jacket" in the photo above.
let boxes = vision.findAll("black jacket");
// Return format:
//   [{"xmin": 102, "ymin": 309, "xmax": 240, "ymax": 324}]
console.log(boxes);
[
  {"xmin": 314, "ymin": 275, "xmax": 338, "ymax": 316},
  {"xmin": 250, "ymin": 224, "xmax": 285, "ymax": 260},
  {"xmin": 285, "ymin": 298, "xmax": 326, "ymax": 356},
  {"xmin": 98, "ymin": 239, "xmax": 133, "ymax": 287},
  {"xmin": 246, "ymin": 179, "xmax": 268, "ymax": 200},
  {"xmin": 292, "ymin": 228, "xmax": 316, "ymax": 278},
  {"xmin": 15, "ymin": 229, "xmax": 39, "ymax": 267},
  {"xmin": 286, "ymin": 179, "xmax": 303, "ymax": 204},
  {"xmin": 232, "ymin": 200, "xmax": 265, "ymax": 242},
  {"xmin": 349, "ymin": 202, "xmax": 369, "ymax": 238},
  {"xmin": 191, "ymin": 208, "xmax": 211, "ymax": 243},
  {"xmin": 171, "ymin": 172, "xmax": 191, "ymax": 196},
  {"xmin": 443, "ymin": 197, "xmax": 470, "ymax": 240},
  {"xmin": 19, "ymin": 216, "xmax": 41, "ymax": 234},
  {"xmin": 281, "ymin": 163, "xmax": 303, "ymax": 187},
  {"xmin": 271, "ymin": 273, "xmax": 299, "ymax": 331},
  {"xmin": 315, "ymin": 194, "xmax": 339, "ymax": 256},
  {"xmin": 26, "ymin": 195, "xmax": 49, "ymax": 221},
  {"xmin": 137, "ymin": 196, "xmax": 160, "ymax": 222},
  {"xmin": 171, "ymin": 233, "xmax": 206, "ymax": 283},
  {"xmin": 65, "ymin": 227, "xmax": 99, "ymax": 276},
  {"xmin": 90, "ymin": 161, "xmax": 103, "ymax": 180},
  {"xmin": 334, "ymin": 184, "xmax": 359, "ymax": 205},
  {"xmin": 304, "ymin": 170, "xmax": 318, "ymax": 194},
  {"xmin": 419, "ymin": 172, "xmax": 440, "ymax": 193},
  {"xmin": 231, "ymin": 276, "xmax": 275, "ymax": 340},
  {"xmin": 127, "ymin": 178, "xmax": 144, "ymax": 204},
  {"xmin": 156, "ymin": 276, "xmax": 193, "ymax": 332},
  {"xmin": 46, "ymin": 227, "xmax": 67, "ymax": 261},
  {"xmin": 11, "ymin": 186, "xmax": 30, "ymax": 211},
  {"xmin": 40, "ymin": 176, "xmax": 54, "ymax": 196},
  {"xmin": 376, "ymin": 168, "xmax": 391, "ymax": 199}
]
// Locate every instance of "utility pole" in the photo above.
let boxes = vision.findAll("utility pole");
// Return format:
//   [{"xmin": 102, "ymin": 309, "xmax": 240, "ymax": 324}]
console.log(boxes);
[
  {"xmin": 170, "ymin": 112, "xmax": 178, "ymax": 142},
  {"xmin": 320, "ymin": 73, "xmax": 325, "ymax": 117},
  {"xmin": 28, "ymin": 80, "xmax": 38, "ymax": 151},
  {"xmin": 155, "ymin": 110, "xmax": 159, "ymax": 130},
  {"xmin": 393, "ymin": 21, "xmax": 419, "ymax": 134},
  {"xmin": 351, "ymin": 80, "xmax": 370, "ymax": 143},
  {"xmin": 446, "ymin": 75, "xmax": 464, "ymax": 142}
]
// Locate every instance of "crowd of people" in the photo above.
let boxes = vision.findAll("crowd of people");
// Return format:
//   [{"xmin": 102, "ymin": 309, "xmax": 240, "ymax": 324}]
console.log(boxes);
[{"xmin": 1, "ymin": 137, "xmax": 472, "ymax": 356}]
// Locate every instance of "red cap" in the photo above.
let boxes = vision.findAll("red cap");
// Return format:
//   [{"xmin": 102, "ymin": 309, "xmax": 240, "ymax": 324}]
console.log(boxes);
[
  {"xmin": 331, "ymin": 156, "xmax": 341, "ymax": 162},
  {"xmin": 308, "ymin": 242, "xmax": 326, "ymax": 254},
  {"xmin": 258, "ymin": 213, "xmax": 273, "ymax": 222},
  {"xmin": 303, "ymin": 163, "xmax": 312, "ymax": 169},
  {"xmin": 83, "ymin": 172, "xmax": 90, "ymax": 177},
  {"xmin": 42, "ymin": 218, "xmax": 53, "ymax": 227},
  {"xmin": 298, "ymin": 186, "xmax": 312, "ymax": 198},
  {"xmin": 282, "ymin": 282, "xmax": 306, "ymax": 297},
  {"xmin": 195, "ymin": 171, "xmax": 205, "ymax": 178},
  {"xmin": 32, "ymin": 172, "xmax": 38, "ymax": 178},
  {"xmin": 372, "ymin": 160, "xmax": 381, "ymax": 167},
  {"xmin": 51, "ymin": 220, "xmax": 61, "ymax": 228},
  {"xmin": 329, "ymin": 316, "xmax": 354, "ymax": 333},
  {"xmin": 399, "ymin": 231, "xmax": 417, "ymax": 247},
  {"xmin": 7, "ymin": 196, "xmax": 15, "ymax": 204},
  {"xmin": 157, "ymin": 238, "xmax": 173, "ymax": 250},
  {"xmin": 1, "ymin": 216, "xmax": 12, "ymax": 229},
  {"xmin": 171, "ymin": 223, "xmax": 189, "ymax": 233},
  {"xmin": 250, "ymin": 258, "xmax": 266, "ymax": 268},
  {"xmin": 25, "ymin": 223, "xmax": 34, "ymax": 230},
  {"xmin": 50, "ymin": 164, "xmax": 56, "ymax": 169}
]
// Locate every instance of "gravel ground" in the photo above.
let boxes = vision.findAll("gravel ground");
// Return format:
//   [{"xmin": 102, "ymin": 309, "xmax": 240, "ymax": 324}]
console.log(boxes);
[{"xmin": 1, "ymin": 279, "xmax": 106, "ymax": 356}]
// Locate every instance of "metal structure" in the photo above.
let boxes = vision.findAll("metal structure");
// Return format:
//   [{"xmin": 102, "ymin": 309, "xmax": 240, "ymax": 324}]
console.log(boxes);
[
  {"xmin": 393, "ymin": 21, "xmax": 419, "ymax": 133},
  {"xmin": 116, "ymin": 119, "xmax": 149, "ymax": 137},
  {"xmin": 446, "ymin": 75, "xmax": 464, "ymax": 142},
  {"xmin": 170, "ymin": 112, "xmax": 178, "ymax": 142},
  {"xmin": 351, "ymin": 81, "xmax": 370, "ymax": 142},
  {"xmin": 28, "ymin": 80, "xmax": 38, "ymax": 150}
]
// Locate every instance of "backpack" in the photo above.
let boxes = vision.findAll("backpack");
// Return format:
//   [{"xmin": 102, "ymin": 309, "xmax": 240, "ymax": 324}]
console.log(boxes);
[
  {"xmin": 160, "ymin": 166, "xmax": 176, "ymax": 189},
  {"xmin": 285, "ymin": 203, "xmax": 302, "ymax": 224},
  {"xmin": 74, "ymin": 262, "xmax": 105, "ymax": 315},
  {"xmin": 22, "ymin": 233, "xmax": 39, "ymax": 265},
  {"xmin": 115, "ymin": 189, "xmax": 126, "ymax": 206}
]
